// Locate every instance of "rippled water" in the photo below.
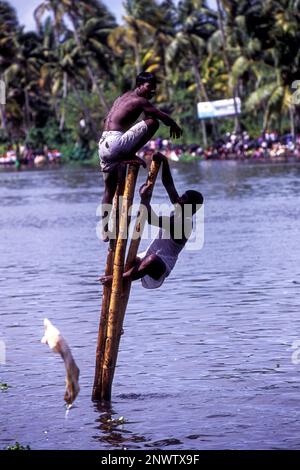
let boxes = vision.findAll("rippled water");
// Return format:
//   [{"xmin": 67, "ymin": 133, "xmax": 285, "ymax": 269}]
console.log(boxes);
[{"xmin": 1, "ymin": 161, "xmax": 300, "ymax": 450}]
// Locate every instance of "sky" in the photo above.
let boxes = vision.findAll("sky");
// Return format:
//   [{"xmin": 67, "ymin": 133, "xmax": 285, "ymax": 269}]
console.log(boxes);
[
  {"xmin": 9, "ymin": 0, "xmax": 125, "ymax": 29},
  {"xmin": 9, "ymin": 0, "xmax": 217, "ymax": 31}
]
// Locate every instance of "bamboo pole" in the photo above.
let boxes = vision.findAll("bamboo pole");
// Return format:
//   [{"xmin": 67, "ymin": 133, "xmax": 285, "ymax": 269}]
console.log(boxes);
[
  {"xmin": 100, "ymin": 164, "xmax": 140, "ymax": 401},
  {"xmin": 126, "ymin": 157, "xmax": 161, "ymax": 270},
  {"xmin": 113, "ymin": 158, "xmax": 161, "ymax": 374},
  {"xmin": 92, "ymin": 173, "xmax": 125, "ymax": 401}
]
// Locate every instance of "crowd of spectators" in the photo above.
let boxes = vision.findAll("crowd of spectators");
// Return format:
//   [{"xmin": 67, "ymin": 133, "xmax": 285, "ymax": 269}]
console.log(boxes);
[
  {"xmin": 2, "ymin": 130, "xmax": 300, "ymax": 166},
  {"xmin": 138, "ymin": 132, "xmax": 300, "ymax": 163}
]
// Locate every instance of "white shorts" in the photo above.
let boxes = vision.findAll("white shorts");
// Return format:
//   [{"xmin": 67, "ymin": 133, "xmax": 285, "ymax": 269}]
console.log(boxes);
[
  {"xmin": 98, "ymin": 120, "xmax": 148, "ymax": 172},
  {"xmin": 137, "ymin": 250, "xmax": 174, "ymax": 290}
]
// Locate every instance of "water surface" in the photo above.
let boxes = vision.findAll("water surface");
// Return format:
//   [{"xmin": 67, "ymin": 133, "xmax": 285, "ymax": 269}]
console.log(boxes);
[{"xmin": 1, "ymin": 161, "xmax": 300, "ymax": 450}]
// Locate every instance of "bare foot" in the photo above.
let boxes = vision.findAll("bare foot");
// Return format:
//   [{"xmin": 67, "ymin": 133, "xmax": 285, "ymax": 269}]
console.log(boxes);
[
  {"xmin": 123, "ymin": 156, "xmax": 146, "ymax": 168},
  {"xmin": 102, "ymin": 224, "xmax": 110, "ymax": 242}
]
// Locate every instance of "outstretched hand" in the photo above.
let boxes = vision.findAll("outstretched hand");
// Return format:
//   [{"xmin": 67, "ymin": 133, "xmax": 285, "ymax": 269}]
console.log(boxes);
[{"xmin": 170, "ymin": 123, "xmax": 183, "ymax": 139}]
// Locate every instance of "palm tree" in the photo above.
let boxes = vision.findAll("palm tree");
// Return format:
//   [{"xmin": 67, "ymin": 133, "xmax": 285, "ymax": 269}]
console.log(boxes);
[
  {"xmin": 166, "ymin": 0, "xmax": 218, "ymax": 146},
  {"xmin": 68, "ymin": 0, "xmax": 116, "ymax": 111},
  {"xmin": 3, "ymin": 29, "xmax": 47, "ymax": 138},
  {"xmin": 35, "ymin": 0, "xmax": 116, "ymax": 112},
  {"xmin": 34, "ymin": 0, "xmax": 67, "ymax": 44},
  {"xmin": 0, "ymin": 1, "xmax": 20, "ymax": 131},
  {"xmin": 108, "ymin": 11, "xmax": 156, "ymax": 79},
  {"xmin": 215, "ymin": 0, "xmax": 242, "ymax": 133},
  {"xmin": 243, "ymin": 0, "xmax": 300, "ymax": 137}
]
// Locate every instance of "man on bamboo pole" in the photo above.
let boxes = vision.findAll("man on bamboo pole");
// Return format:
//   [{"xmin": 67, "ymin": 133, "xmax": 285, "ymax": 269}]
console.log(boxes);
[
  {"xmin": 98, "ymin": 72, "xmax": 182, "ymax": 241},
  {"xmin": 100, "ymin": 153, "xmax": 203, "ymax": 289}
]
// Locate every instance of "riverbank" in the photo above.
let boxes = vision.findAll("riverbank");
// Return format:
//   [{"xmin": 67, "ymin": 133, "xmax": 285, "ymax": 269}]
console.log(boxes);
[
  {"xmin": 2, "ymin": 152, "xmax": 300, "ymax": 173},
  {"xmin": 2, "ymin": 131, "xmax": 300, "ymax": 170}
]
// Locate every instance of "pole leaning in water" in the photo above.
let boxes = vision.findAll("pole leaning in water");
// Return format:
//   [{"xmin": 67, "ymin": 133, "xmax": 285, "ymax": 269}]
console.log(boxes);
[
  {"xmin": 99, "ymin": 164, "xmax": 139, "ymax": 401},
  {"xmin": 92, "ymin": 172, "xmax": 125, "ymax": 401},
  {"xmin": 117, "ymin": 158, "xmax": 161, "ymax": 348},
  {"xmin": 93, "ymin": 157, "xmax": 161, "ymax": 402}
]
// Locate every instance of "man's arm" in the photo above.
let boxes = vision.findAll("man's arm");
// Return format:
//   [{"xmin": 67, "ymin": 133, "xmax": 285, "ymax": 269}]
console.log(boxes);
[
  {"xmin": 140, "ymin": 99, "xmax": 183, "ymax": 139},
  {"xmin": 139, "ymin": 184, "xmax": 171, "ymax": 230},
  {"xmin": 153, "ymin": 153, "xmax": 179, "ymax": 204}
]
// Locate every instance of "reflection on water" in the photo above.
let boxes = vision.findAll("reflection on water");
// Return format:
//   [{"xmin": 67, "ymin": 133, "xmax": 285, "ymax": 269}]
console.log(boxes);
[{"xmin": 1, "ymin": 161, "xmax": 300, "ymax": 449}]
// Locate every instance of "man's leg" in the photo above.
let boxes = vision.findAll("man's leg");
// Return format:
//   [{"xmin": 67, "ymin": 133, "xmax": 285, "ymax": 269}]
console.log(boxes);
[
  {"xmin": 100, "ymin": 254, "xmax": 166, "ymax": 285},
  {"xmin": 121, "ymin": 118, "xmax": 159, "ymax": 163},
  {"xmin": 101, "ymin": 168, "xmax": 119, "ymax": 242},
  {"xmin": 129, "ymin": 253, "xmax": 166, "ymax": 281},
  {"xmin": 130, "ymin": 117, "xmax": 159, "ymax": 155}
]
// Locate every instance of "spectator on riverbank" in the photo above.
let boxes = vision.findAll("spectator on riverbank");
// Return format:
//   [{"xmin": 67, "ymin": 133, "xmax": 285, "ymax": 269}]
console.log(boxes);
[{"xmin": 136, "ymin": 129, "xmax": 300, "ymax": 163}]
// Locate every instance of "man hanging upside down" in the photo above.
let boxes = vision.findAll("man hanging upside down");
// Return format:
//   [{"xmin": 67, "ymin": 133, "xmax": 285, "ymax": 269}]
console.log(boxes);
[{"xmin": 100, "ymin": 152, "xmax": 203, "ymax": 289}]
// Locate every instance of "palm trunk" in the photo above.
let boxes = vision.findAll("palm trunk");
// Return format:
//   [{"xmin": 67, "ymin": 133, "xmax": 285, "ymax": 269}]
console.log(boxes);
[
  {"xmin": 289, "ymin": 105, "xmax": 295, "ymax": 142},
  {"xmin": 263, "ymin": 106, "xmax": 271, "ymax": 135},
  {"xmin": 0, "ymin": 76, "xmax": 6, "ymax": 129},
  {"xmin": 59, "ymin": 72, "xmax": 68, "ymax": 131},
  {"xmin": 133, "ymin": 41, "xmax": 142, "ymax": 75},
  {"xmin": 197, "ymin": 71, "xmax": 219, "ymax": 142},
  {"xmin": 192, "ymin": 57, "xmax": 208, "ymax": 147},
  {"xmin": 70, "ymin": 16, "xmax": 109, "ymax": 112},
  {"xmin": 0, "ymin": 104, "xmax": 7, "ymax": 130},
  {"xmin": 216, "ymin": 0, "xmax": 241, "ymax": 134},
  {"xmin": 24, "ymin": 88, "xmax": 31, "ymax": 134},
  {"xmin": 73, "ymin": 85, "xmax": 98, "ymax": 137},
  {"xmin": 86, "ymin": 65, "xmax": 109, "ymax": 112}
]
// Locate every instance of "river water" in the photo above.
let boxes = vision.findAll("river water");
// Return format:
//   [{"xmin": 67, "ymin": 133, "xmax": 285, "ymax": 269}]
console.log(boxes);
[{"xmin": 1, "ymin": 161, "xmax": 300, "ymax": 450}]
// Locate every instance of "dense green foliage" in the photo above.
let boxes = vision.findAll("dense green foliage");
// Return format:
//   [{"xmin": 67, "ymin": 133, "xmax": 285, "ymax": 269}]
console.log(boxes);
[
  {"xmin": 5, "ymin": 441, "xmax": 31, "ymax": 450},
  {"xmin": 0, "ymin": 0, "xmax": 300, "ymax": 158}
]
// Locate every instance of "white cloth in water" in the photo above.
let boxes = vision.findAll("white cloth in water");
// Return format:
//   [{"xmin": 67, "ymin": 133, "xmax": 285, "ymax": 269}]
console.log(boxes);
[
  {"xmin": 138, "ymin": 228, "xmax": 185, "ymax": 289},
  {"xmin": 98, "ymin": 120, "xmax": 148, "ymax": 172},
  {"xmin": 41, "ymin": 318, "xmax": 80, "ymax": 405}
]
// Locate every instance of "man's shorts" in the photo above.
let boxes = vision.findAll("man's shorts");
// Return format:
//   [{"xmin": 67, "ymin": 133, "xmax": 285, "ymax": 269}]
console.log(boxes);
[
  {"xmin": 136, "ymin": 250, "xmax": 173, "ymax": 290},
  {"xmin": 98, "ymin": 120, "xmax": 148, "ymax": 174}
]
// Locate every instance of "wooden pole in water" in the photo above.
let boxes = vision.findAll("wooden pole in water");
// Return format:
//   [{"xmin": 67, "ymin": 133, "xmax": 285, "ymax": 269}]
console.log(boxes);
[
  {"xmin": 100, "ymin": 164, "xmax": 139, "ymax": 401},
  {"xmin": 92, "ymin": 173, "xmax": 125, "ymax": 401},
  {"xmin": 93, "ymin": 157, "xmax": 161, "ymax": 402},
  {"xmin": 117, "ymin": 158, "xmax": 161, "ymax": 335}
]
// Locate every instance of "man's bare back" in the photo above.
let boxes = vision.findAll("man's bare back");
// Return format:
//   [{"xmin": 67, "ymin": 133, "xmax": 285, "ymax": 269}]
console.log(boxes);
[
  {"xmin": 103, "ymin": 83, "xmax": 182, "ymax": 138},
  {"xmin": 104, "ymin": 91, "xmax": 147, "ymax": 132}
]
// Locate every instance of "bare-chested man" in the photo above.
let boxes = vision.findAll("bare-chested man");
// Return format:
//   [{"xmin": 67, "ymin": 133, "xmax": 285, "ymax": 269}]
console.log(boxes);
[{"xmin": 98, "ymin": 72, "xmax": 182, "ymax": 241}]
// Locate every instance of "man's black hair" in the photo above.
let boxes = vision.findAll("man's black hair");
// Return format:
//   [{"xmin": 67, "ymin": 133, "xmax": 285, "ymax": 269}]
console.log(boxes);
[{"xmin": 135, "ymin": 72, "xmax": 157, "ymax": 87}]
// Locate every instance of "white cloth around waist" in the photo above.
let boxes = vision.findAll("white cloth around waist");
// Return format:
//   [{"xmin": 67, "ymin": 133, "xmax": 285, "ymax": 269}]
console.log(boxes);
[
  {"xmin": 137, "ymin": 228, "xmax": 185, "ymax": 289},
  {"xmin": 98, "ymin": 121, "xmax": 148, "ymax": 172}
]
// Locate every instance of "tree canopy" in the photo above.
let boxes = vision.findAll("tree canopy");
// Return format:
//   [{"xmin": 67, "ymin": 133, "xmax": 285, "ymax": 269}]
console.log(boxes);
[{"xmin": 1, "ymin": 0, "xmax": 300, "ymax": 157}]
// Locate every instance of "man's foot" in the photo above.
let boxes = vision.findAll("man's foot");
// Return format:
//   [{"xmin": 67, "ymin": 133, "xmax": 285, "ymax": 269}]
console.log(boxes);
[
  {"xmin": 99, "ymin": 275, "xmax": 113, "ymax": 287},
  {"xmin": 102, "ymin": 222, "xmax": 110, "ymax": 242},
  {"xmin": 122, "ymin": 156, "xmax": 146, "ymax": 168},
  {"xmin": 102, "ymin": 232, "xmax": 109, "ymax": 243}
]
